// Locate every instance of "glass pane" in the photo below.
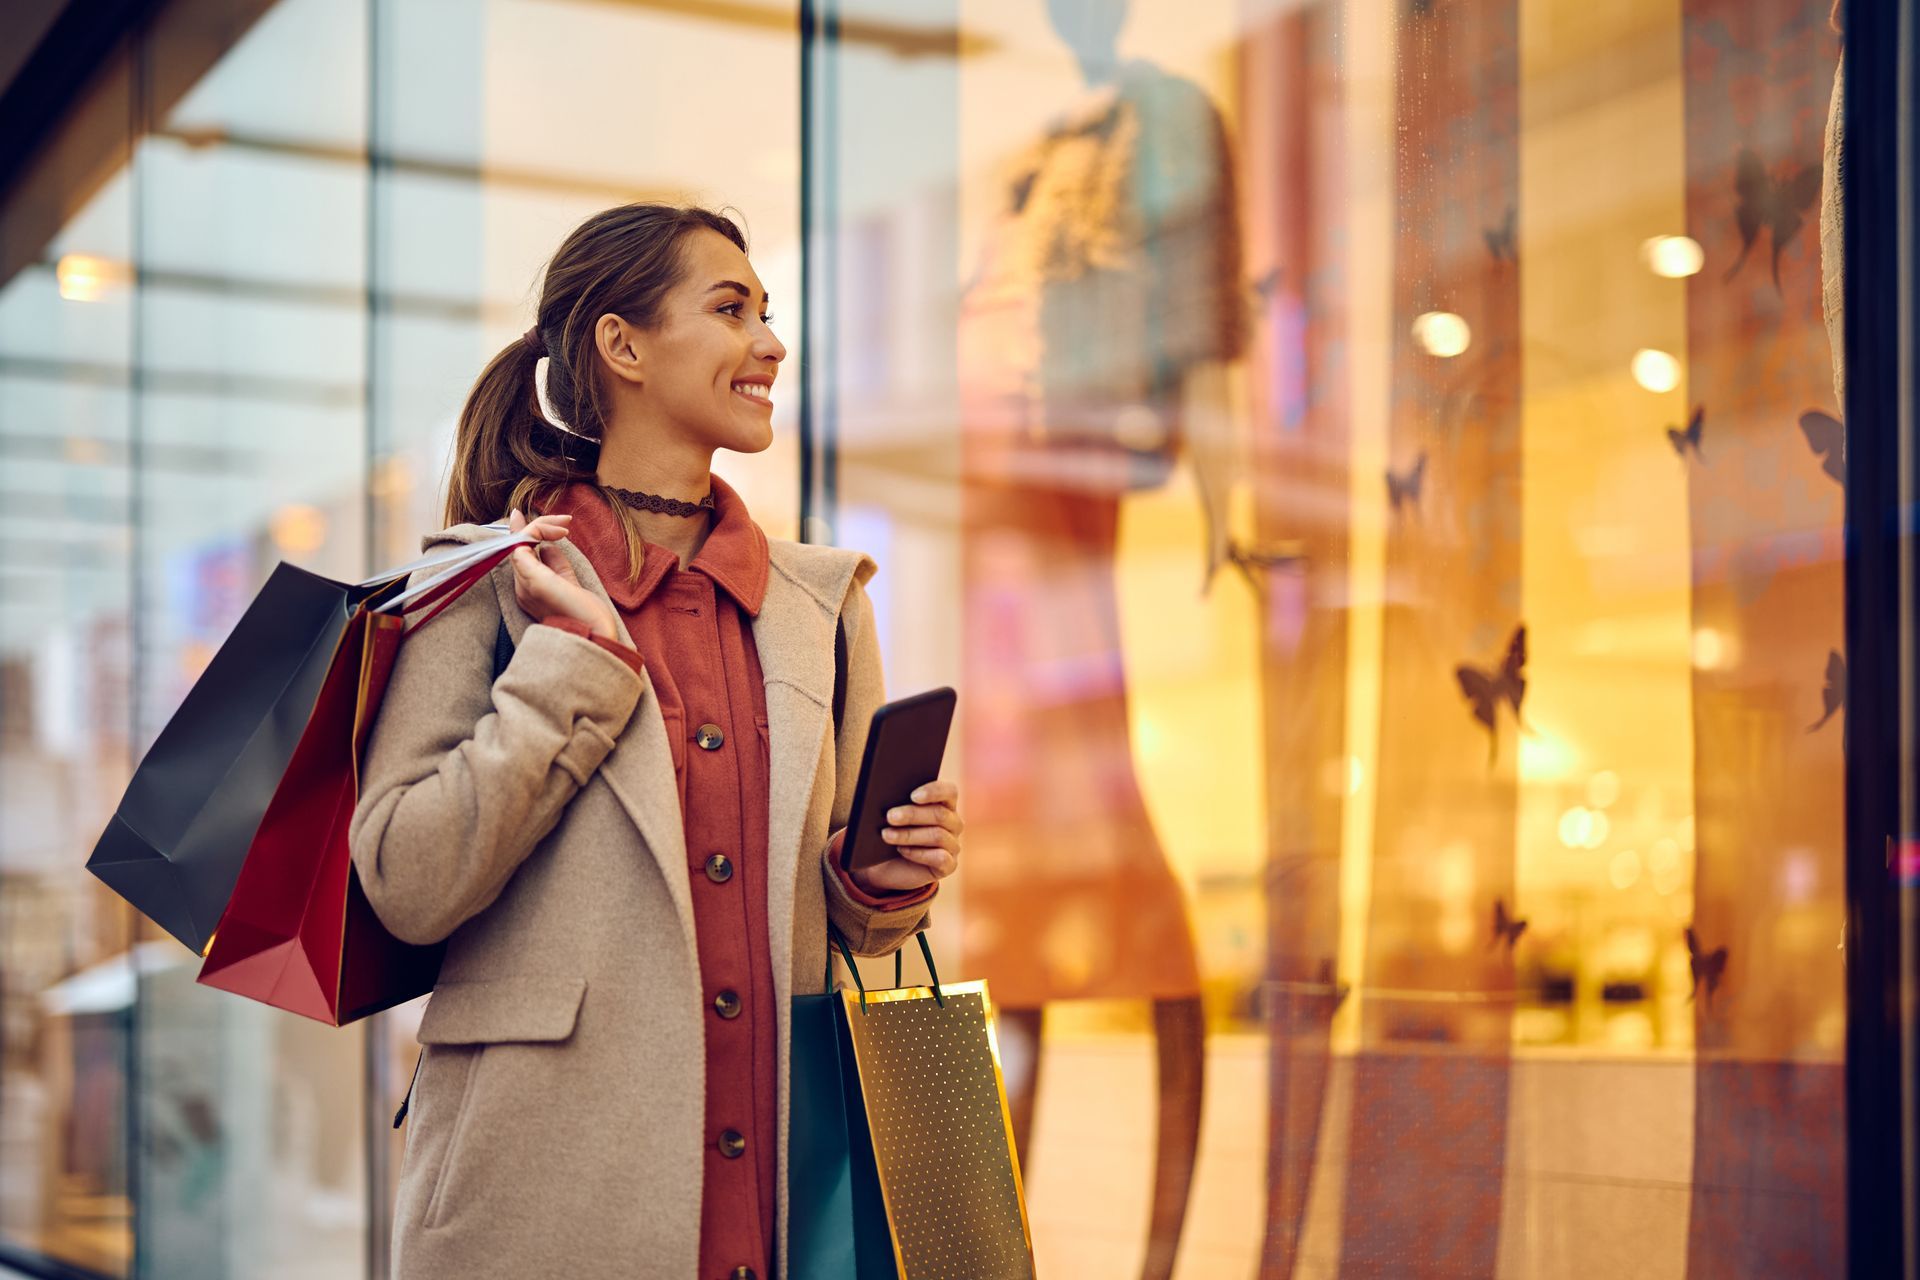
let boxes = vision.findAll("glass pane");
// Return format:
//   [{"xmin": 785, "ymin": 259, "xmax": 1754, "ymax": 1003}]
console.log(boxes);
[
  {"xmin": 0, "ymin": 47, "xmax": 139, "ymax": 1280},
  {"xmin": 362, "ymin": 0, "xmax": 806, "ymax": 1240},
  {"xmin": 129, "ymin": 3, "xmax": 373, "ymax": 1277},
  {"xmin": 1, "ymin": 1, "xmax": 375, "ymax": 1274},
  {"xmin": 821, "ymin": 0, "xmax": 1850, "ymax": 1273}
]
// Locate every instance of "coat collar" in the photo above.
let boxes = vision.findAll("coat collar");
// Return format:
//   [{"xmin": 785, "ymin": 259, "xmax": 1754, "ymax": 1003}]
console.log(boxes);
[{"xmin": 537, "ymin": 473, "xmax": 769, "ymax": 617}]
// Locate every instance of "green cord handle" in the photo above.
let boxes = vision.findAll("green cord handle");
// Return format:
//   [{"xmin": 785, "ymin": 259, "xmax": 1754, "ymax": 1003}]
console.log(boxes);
[
  {"xmin": 824, "ymin": 924, "xmax": 946, "ymax": 1013},
  {"xmin": 915, "ymin": 930, "xmax": 945, "ymax": 1007}
]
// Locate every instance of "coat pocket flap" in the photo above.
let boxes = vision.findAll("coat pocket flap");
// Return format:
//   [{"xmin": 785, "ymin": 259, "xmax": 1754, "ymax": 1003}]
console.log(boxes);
[{"xmin": 417, "ymin": 976, "xmax": 587, "ymax": 1045}]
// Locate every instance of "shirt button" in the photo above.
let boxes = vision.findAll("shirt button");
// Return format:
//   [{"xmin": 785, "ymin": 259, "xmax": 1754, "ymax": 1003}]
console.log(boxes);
[
  {"xmin": 713, "ymin": 989, "xmax": 742, "ymax": 1019},
  {"xmin": 730, "ymin": 1269, "xmax": 757, "ymax": 1280},
  {"xmin": 704, "ymin": 854, "xmax": 734, "ymax": 884},
  {"xmin": 695, "ymin": 723, "xmax": 725, "ymax": 750},
  {"xmin": 718, "ymin": 1129, "xmax": 746, "ymax": 1159}
]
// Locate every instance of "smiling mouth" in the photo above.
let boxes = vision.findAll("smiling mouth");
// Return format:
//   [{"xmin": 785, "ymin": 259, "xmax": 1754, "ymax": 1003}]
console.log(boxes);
[{"xmin": 731, "ymin": 382, "xmax": 772, "ymax": 405}]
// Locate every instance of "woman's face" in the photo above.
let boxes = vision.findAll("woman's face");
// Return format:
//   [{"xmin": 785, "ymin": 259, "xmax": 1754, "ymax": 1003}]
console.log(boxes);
[{"xmin": 617, "ymin": 228, "xmax": 785, "ymax": 456}]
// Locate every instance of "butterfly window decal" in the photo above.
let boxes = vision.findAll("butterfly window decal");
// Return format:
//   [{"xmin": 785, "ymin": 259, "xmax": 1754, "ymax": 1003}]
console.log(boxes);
[
  {"xmin": 1490, "ymin": 898, "xmax": 1528, "ymax": 951},
  {"xmin": 1799, "ymin": 410, "xmax": 1844, "ymax": 486},
  {"xmin": 1386, "ymin": 451, "xmax": 1428, "ymax": 516},
  {"xmin": 1723, "ymin": 146, "xmax": 1822, "ymax": 293},
  {"xmin": 1809, "ymin": 649, "xmax": 1846, "ymax": 733},
  {"xmin": 1667, "ymin": 405, "xmax": 1705, "ymax": 462},
  {"xmin": 1484, "ymin": 205, "xmax": 1517, "ymax": 265},
  {"xmin": 1685, "ymin": 927, "xmax": 1729, "ymax": 1008},
  {"xmin": 1455, "ymin": 624, "xmax": 1528, "ymax": 764}
]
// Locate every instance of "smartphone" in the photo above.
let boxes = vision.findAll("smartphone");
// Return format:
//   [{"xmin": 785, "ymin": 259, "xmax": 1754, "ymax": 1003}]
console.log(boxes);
[{"xmin": 840, "ymin": 687, "xmax": 958, "ymax": 876}]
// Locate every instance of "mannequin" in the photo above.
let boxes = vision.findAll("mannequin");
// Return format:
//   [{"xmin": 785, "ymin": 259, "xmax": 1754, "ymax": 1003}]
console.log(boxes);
[{"xmin": 956, "ymin": 2, "xmax": 1245, "ymax": 1274}]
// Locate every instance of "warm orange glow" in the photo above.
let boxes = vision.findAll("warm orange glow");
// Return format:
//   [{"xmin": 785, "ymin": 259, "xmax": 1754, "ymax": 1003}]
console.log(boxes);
[
  {"xmin": 1640, "ymin": 234, "xmax": 1705, "ymax": 278},
  {"xmin": 270, "ymin": 505, "xmax": 328, "ymax": 555},
  {"xmin": 1411, "ymin": 310, "xmax": 1471, "ymax": 358},
  {"xmin": 56, "ymin": 253, "xmax": 128, "ymax": 302}
]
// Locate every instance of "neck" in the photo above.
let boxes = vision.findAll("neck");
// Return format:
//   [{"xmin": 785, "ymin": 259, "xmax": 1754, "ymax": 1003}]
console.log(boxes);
[{"xmin": 594, "ymin": 435, "xmax": 716, "ymax": 570}]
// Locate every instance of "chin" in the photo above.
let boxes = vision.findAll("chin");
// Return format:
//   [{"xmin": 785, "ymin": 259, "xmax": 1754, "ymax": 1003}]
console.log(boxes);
[{"xmin": 725, "ymin": 423, "xmax": 776, "ymax": 454}]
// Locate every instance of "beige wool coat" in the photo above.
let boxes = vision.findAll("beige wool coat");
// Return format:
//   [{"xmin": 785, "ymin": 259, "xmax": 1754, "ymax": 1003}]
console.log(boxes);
[{"xmin": 348, "ymin": 520, "xmax": 935, "ymax": 1279}]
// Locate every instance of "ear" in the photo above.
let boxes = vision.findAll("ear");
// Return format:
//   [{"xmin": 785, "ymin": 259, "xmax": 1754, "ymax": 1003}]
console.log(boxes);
[{"xmin": 595, "ymin": 312, "xmax": 646, "ymax": 387}]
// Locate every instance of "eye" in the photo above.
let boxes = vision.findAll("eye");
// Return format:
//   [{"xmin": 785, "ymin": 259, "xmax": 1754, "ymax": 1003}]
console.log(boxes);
[{"xmin": 719, "ymin": 302, "xmax": 775, "ymax": 326}]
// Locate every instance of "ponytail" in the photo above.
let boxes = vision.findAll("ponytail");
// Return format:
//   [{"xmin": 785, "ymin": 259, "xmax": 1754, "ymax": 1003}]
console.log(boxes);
[{"xmin": 444, "ymin": 331, "xmax": 591, "ymax": 529}]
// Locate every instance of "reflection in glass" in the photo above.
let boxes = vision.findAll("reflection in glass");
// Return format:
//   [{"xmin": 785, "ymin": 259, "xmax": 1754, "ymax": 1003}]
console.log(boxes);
[{"xmin": 955, "ymin": 0, "xmax": 1245, "ymax": 1272}]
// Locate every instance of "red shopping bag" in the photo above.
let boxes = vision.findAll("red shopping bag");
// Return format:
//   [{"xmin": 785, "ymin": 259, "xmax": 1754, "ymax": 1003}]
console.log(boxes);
[{"xmin": 196, "ymin": 542, "xmax": 518, "ymax": 1025}]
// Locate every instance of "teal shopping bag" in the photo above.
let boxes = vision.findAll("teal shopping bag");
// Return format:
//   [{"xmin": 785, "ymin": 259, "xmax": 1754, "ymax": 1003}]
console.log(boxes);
[{"xmin": 788, "ymin": 927, "xmax": 1036, "ymax": 1280}]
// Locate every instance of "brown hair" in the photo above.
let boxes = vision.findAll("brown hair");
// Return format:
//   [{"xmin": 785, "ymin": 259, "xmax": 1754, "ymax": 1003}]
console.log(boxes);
[{"xmin": 443, "ymin": 202, "xmax": 749, "ymax": 578}]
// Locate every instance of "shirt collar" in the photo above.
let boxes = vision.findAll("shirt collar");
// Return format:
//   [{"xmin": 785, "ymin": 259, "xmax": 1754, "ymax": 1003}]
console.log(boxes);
[{"xmin": 539, "ymin": 472, "xmax": 770, "ymax": 617}]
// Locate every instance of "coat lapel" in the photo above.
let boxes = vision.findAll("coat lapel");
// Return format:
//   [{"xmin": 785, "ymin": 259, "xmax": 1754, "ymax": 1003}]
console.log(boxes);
[
  {"xmin": 752, "ymin": 557, "xmax": 840, "ymax": 999},
  {"xmin": 482, "ymin": 533, "xmax": 698, "ymax": 958}
]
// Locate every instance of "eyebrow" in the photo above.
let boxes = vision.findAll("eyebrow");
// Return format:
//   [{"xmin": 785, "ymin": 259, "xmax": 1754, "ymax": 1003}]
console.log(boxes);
[{"xmin": 707, "ymin": 280, "xmax": 769, "ymax": 306}]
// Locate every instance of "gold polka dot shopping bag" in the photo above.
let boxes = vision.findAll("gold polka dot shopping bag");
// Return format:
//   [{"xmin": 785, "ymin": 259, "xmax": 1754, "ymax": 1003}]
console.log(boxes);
[{"xmin": 788, "ymin": 926, "xmax": 1036, "ymax": 1279}]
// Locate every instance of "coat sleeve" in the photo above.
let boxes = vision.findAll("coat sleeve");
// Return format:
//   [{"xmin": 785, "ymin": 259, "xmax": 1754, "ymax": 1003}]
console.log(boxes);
[
  {"xmin": 819, "ymin": 572, "xmax": 939, "ymax": 956},
  {"xmin": 349, "ymin": 567, "xmax": 645, "ymax": 945}
]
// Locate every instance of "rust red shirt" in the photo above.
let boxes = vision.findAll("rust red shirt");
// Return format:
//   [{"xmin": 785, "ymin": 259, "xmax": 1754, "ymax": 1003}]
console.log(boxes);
[{"xmin": 534, "ymin": 475, "xmax": 929, "ymax": 1280}]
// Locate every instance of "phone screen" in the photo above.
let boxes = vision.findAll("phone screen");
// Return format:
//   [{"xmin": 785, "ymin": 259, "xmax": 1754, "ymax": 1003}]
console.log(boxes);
[{"xmin": 840, "ymin": 687, "xmax": 958, "ymax": 875}]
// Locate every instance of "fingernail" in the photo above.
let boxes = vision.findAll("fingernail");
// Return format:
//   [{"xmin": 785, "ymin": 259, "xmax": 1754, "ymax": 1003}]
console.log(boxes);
[
  {"xmin": 911, "ymin": 787, "xmax": 927, "ymax": 802},
  {"xmin": 888, "ymin": 808, "xmax": 905, "ymax": 822}
]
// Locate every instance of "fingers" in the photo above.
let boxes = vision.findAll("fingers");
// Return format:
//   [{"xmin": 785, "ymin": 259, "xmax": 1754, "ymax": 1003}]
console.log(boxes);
[
  {"xmin": 879, "ymin": 778, "xmax": 963, "ymax": 882},
  {"xmin": 509, "ymin": 545, "xmax": 546, "ymax": 598},
  {"xmin": 907, "ymin": 778, "xmax": 958, "ymax": 806},
  {"xmin": 880, "ymin": 838, "xmax": 957, "ymax": 879},
  {"xmin": 883, "ymin": 803, "xmax": 963, "ymax": 835},
  {"xmin": 508, "ymin": 506, "xmax": 574, "ymax": 542},
  {"xmin": 857, "ymin": 859, "xmax": 936, "ymax": 893},
  {"xmin": 879, "ymin": 824, "xmax": 959, "ymax": 879}
]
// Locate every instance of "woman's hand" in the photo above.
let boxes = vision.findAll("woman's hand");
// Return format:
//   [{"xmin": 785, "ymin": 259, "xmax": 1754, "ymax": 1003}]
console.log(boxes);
[
  {"xmin": 843, "ymin": 779, "xmax": 963, "ymax": 896},
  {"xmin": 506, "ymin": 507, "xmax": 630, "ymax": 648}
]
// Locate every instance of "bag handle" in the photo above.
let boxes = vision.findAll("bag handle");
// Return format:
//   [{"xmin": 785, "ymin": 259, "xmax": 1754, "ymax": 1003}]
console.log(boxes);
[
  {"xmin": 825, "ymin": 922, "xmax": 944, "ymax": 1015},
  {"xmin": 353, "ymin": 528, "xmax": 527, "ymax": 591},
  {"xmin": 375, "ymin": 534, "xmax": 535, "ymax": 620}
]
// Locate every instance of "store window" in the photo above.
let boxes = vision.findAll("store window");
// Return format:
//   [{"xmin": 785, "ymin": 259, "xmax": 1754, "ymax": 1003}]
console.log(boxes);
[
  {"xmin": 823, "ymin": 0, "xmax": 1850, "ymax": 1274},
  {"xmin": 0, "ymin": 0, "xmax": 1874, "ymax": 1274}
]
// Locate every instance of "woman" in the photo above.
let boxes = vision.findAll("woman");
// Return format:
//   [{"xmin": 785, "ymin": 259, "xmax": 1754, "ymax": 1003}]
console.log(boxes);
[{"xmin": 348, "ymin": 203, "xmax": 963, "ymax": 1280}]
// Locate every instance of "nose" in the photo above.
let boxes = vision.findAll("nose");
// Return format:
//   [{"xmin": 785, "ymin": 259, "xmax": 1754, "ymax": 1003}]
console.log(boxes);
[{"xmin": 753, "ymin": 318, "xmax": 786, "ymax": 365}]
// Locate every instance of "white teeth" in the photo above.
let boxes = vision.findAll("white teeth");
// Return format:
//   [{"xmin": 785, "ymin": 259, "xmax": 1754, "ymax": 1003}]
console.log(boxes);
[{"xmin": 732, "ymin": 383, "xmax": 770, "ymax": 400}]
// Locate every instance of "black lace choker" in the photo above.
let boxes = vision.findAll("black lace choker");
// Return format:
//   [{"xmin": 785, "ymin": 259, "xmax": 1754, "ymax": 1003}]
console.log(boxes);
[{"xmin": 606, "ymin": 485, "xmax": 716, "ymax": 518}]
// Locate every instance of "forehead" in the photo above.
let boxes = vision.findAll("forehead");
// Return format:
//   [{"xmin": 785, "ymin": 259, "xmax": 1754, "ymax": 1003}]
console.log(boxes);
[{"xmin": 678, "ymin": 228, "xmax": 762, "ymax": 295}]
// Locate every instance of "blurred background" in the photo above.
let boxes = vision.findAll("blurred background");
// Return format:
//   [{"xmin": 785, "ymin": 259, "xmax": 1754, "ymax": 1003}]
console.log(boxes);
[{"xmin": 0, "ymin": 0, "xmax": 1894, "ymax": 1276}]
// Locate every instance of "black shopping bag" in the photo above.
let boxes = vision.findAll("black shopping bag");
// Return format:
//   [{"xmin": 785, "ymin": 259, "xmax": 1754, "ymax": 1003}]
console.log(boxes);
[{"xmin": 86, "ymin": 532, "xmax": 529, "ymax": 954}]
